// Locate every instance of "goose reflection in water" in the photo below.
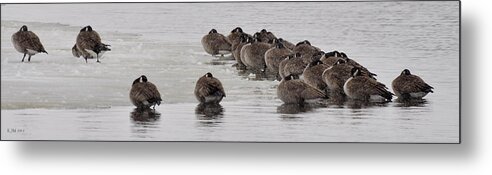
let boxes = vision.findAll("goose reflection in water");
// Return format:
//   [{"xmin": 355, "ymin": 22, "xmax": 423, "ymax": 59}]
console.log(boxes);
[
  {"xmin": 394, "ymin": 98, "xmax": 428, "ymax": 107},
  {"xmin": 236, "ymin": 69, "xmax": 278, "ymax": 81},
  {"xmin": 195, "ymin": 103, "xmax": 224, "ymax": 122},
  {"xmin": 345, "ymin": 99, "xmax": 390, "ymax": 109},
  {"xmin": 130, "ymin": 108, "xmax": 161, "ymax": 122},
  {"xmin": 276, "ymin": 103, "xmax": 315, "ymax": 114}
]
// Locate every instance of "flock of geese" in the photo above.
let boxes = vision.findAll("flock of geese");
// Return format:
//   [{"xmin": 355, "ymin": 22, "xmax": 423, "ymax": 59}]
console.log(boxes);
[
  {"xmin": 10, "ymin": 25, "xmax": 434, "ymax": 110},
  {"xmin": 200, "ymin": 27, "xmax": 435, "ymax": 105},
  {"xmin": 11, "ymin": 25, "xmax": 111, "ymax": 63}
]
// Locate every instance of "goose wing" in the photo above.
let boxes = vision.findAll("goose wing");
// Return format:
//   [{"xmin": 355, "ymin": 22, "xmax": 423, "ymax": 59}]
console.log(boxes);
[
  {"xmin": 399, "ymin": 75, "xmax": 434, "ymax": 93},
  {"xmin": 76, "ymin": 31, "xmax": 102, "ymax": 50},
  {"xmin": 196, "ymin": 77, "xmax": 226, "ymax": 97},
  {"xmin": 131, "ymin": 83, "xmax": 162, "ymax": 104},
  {"xmin": 298, "ymin": 80, "xmax": 326, "ymax": 99}
]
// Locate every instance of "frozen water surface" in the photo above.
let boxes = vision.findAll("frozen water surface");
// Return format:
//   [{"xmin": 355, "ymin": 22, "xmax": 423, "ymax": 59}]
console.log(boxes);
[{"xmin": 1, "ymin": 2, "xmax": 459, "ymax": 142}]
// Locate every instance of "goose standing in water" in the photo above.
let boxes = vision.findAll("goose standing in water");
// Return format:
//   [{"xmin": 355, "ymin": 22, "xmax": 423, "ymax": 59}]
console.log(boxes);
[
  {"xmin": 130, "ymin": 75, "xmax": 162, "ymax": 109},
  {"xmin": 392, "ymin": 69, "xmax": 434, "ymax": 99},
  {"xmin": 320, "ymin": 51, "xmax": 343, "ymax": 66},
  {"xmin": 303, "ymin": 60, "xmax": 330, "ymax": 92},
  {"xmin": 275, "ymin": 38, "xmax": 295, "ymax": 50},
  {"xmin": 339, "ymin": 52, "xmax": 377, "ymax": 78},
  {"xmin": 254, "ymin": 29, "xmax": 277, "ymax": 43},
  {"xmin": 293, "ymin": 40, "xmax": 321, "ymax": 64},
  {"xmin": 194, "ymin": 72, "xmax": 226, "ymax": 104},
  {"xmin": 322, "ymin": 59, "xmax": 354, "ymax": 96},
  {"xmin": 11, "ymin": 25, "xmax": 48, "ymax": 62},
  {"xmin": 277, "ymin": 74, "xmax": 326, "ymax": 104},
  {"xmin": 279, "ymin": 52, "xmax": 306, "ymax": 79},
  {"xmin": 264, "ymin": 42, "xmax": 293, "ymax": 75},
  {"xmin": 232, "ymin": 34, "xmax": 252, "ymax": 69},
  {"xmin": 227, "ymin": 27, "xmax": 252, "ymax": 46},
  {"xmin": 74, "ymin": 26, "xmax": 111, "ymax": 63},
  {"xmin": 201, "ymin": 29, "xmax": 231, "ymax": 57},
  {"xmin": 240, "ymin": 37, "xmax": 272, "ymax": 72},
  {"xmin": 343, "ymin": 68, "xmax": 393, "ymax": 102}
]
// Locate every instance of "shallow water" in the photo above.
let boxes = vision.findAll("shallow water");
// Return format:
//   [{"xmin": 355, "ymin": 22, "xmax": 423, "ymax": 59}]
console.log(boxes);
[{"xmin": 0, "ymin": 2, "xmax": 459, "ymax": 142}]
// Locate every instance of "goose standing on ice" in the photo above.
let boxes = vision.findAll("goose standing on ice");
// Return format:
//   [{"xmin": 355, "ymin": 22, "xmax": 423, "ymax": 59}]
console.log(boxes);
[
  {"xmin": 240, "ymin": 37, "xmax": 272, "ymax": 72},
  {"xmin": 275, "ymin": 38, "xmax": 295, "ymax": 50},
  {"xmin": 201, "ymin": 29, "xmax": 232, "ymax": 57},
  {"xmin": 227, "ymin": 27, "xmax": 253, "ymax": 46},
  {"xmin": 254, "ymin": 29, "xmax": 277, "ymax": 43},
  {"xmin": 277, "ymin": 74, "xmax": 326, "ymax": 104},
  {"xmin": 130, "ymin": 75, "xmax": 163, "ymax": 109},
  {"xmin": 303, "ymin": 60, "xmax": 331, "ymax": 92},
  {"xmin": 322, "ymin": 59, "xmax": 354, "ymax": 96},
  {"xmin": 73, "ymin": 26, "xmax": 111, "ymax": 63},
  {"xmin": 264, "ymin": 41, "xmax": 293, "ymax": 75},
  {"xmin": 232, "ymin": 34, "xmax": 252, "ymax": 69},
  {"xmin": 11, "ymin": 25, "xmax": 48, "ymax": 62},
  {"xmin": 293, "ymin": 40, "xmax": 321, "ymax": 64},
  {"xmin": 320, "ymin": 51, "xmax": 343, "ymax": 66},
  {"xmin": 392, "ymin": 69, "xmax": 434, "ymax": 100},
  {"xmin": 194, "ymin": 72, "xmax": 226, "ymax": 104},
  {"xmin": 279, "ymin": 52, "xmax": 306, "ymax": 79},
  {"xmin": 343, "ymin": 68, "xmax": 393, "ymax": 102}
]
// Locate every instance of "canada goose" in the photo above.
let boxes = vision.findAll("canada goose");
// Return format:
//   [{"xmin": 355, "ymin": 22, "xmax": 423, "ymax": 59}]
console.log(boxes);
[
  {"xmin": 130, "ymin": 75, "xmax": 162, "ymax": 109},
  {"xmin": 303, "ymin": 60, "xmax": 331, "ymax": 91},
  {"xmin": 277, "ymin": 74, "xmax": 326, "ymax": 104},
  {"xmin": 322, "ymin": 59, "xmax": 353, "ymax": 96},
  {"xmin": 344, "ymin": 68, "xmax": 393, "ymax": 102},
  {"xmin": 227, "ymin": 27, "xmax": 244, "ymax": 46},
  {"xmin": 312, "ymin": 51, "xmax": 325, "ymax": 61},
  {"xmin": 265, "ymin": 42, "xmax": 294, "ymax": 75},
  {"xmin": 320, "ymin": 51, "xmax": 343, "ymax": 66},
  {"xmin": 74, "ymin": 26, "xmax": 111, "ymax": 63},
  {"xmin": 11, "ymin": 25, "xmax": 48, "ymax": 62},
  {"xmin": 240, "ymin": 37, "xmax": 272, "ymax": 71},
  {"xmin": 232, "ymin": 34, "xmax": 252, "ymax": 69},
  {"xmin": 293, "ymin": 40, "xmax": 321, "ymax": 64},
  {"xmin": 194, "ymin": 72, "xmax": 226, "ymax": 104},
  {"xmin": 201, "ymin": 29, "xmax": 232, "ymax": 56},
  {"xmin": 272, "ymin": 38, "xmax": 295, "ymax": 50},
  {"xmin": 392, "ymin": 69, "xmax": 434, "ymax": 99},
  {"xmin": 339, "ymin": 52, "xmax": 377, "ymax": 78},
  {"xmin": 71, "ymin": 44, "xmax": 81, "ymax": 58},
  {"xmin": 254, "ymin": 29, "xmax": 277, "ymax": 43},
  {"xmin": 279, "ymin": 52, "xmax": 306, "ymax": 79}
]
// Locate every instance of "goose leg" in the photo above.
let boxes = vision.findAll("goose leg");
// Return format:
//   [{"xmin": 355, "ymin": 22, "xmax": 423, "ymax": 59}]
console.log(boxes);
[
  {"xmin": 21, "ymin": 53, "xmax": 26, "ymax": 62},
  {"xmin": 84, "ymin": 57, "xmax": 88, "ymax": 63},
  {"xmin": 96, "ymin": 54, "xmax": 101, "ymax": 63},
  {"xmin": 28, "ymin": 55, "xmax": 32, "ymax": 62}
]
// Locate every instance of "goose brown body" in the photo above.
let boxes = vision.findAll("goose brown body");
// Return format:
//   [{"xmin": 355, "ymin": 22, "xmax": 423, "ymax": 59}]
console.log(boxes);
[
  {"xmin": 74, "ymin": 26, "xmax": 111, "ymax": 63},
  {"xmin": 279, "ymin": 53, "xmax": 306, "ymax": 79},
  {"xmin": 11, "ymin": 25, "xmax": 47, "ymax": 62},
  {"xmin": 343, "ymin": 68, "xmax": 393, "ymax": 102},
  {"xmin": 392, "ymin": 69, "xmax": 434, "ymax": 99},
  {"xmin": 303, "ymin": 60, "xmax": 331, "ymax": 91},
  {"xmin": 240, "ymin": 39, "xmax": 271, "ymax": 71},
  {"xmin": 254, "ymin": 29, "xmax": 277, "ymax": 43},
  {"xmin": 293, "ymin": 40, "xmax": 321, "ymax": 64},
  {"xmin": 320, "ymin": 51, "xmax": 344, "ymax": 66},
  {"xmin": 130, "ymin": 75, "xmax": 162, "ymax": 109},
  {"xmin": 201, "ymin": 29, "xmax": 232, "ymax": 56},
  {"xmin": 232, "ymin": 34, "xmax": 252, "ymax": 69},
  {"xmin": 264, "ymin": 42, "xmax": 293, "ymax": 75},
  {"xmin": 277, "ymin": 75, "xmax": 326, "ymax": 104},
  {"xmin": 194, "ymin": 72, "xmax": 226, "ymax": 104},
  {"xmin": 322, "ymin": 59, "xmax": 354, "ymax": 95}
]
